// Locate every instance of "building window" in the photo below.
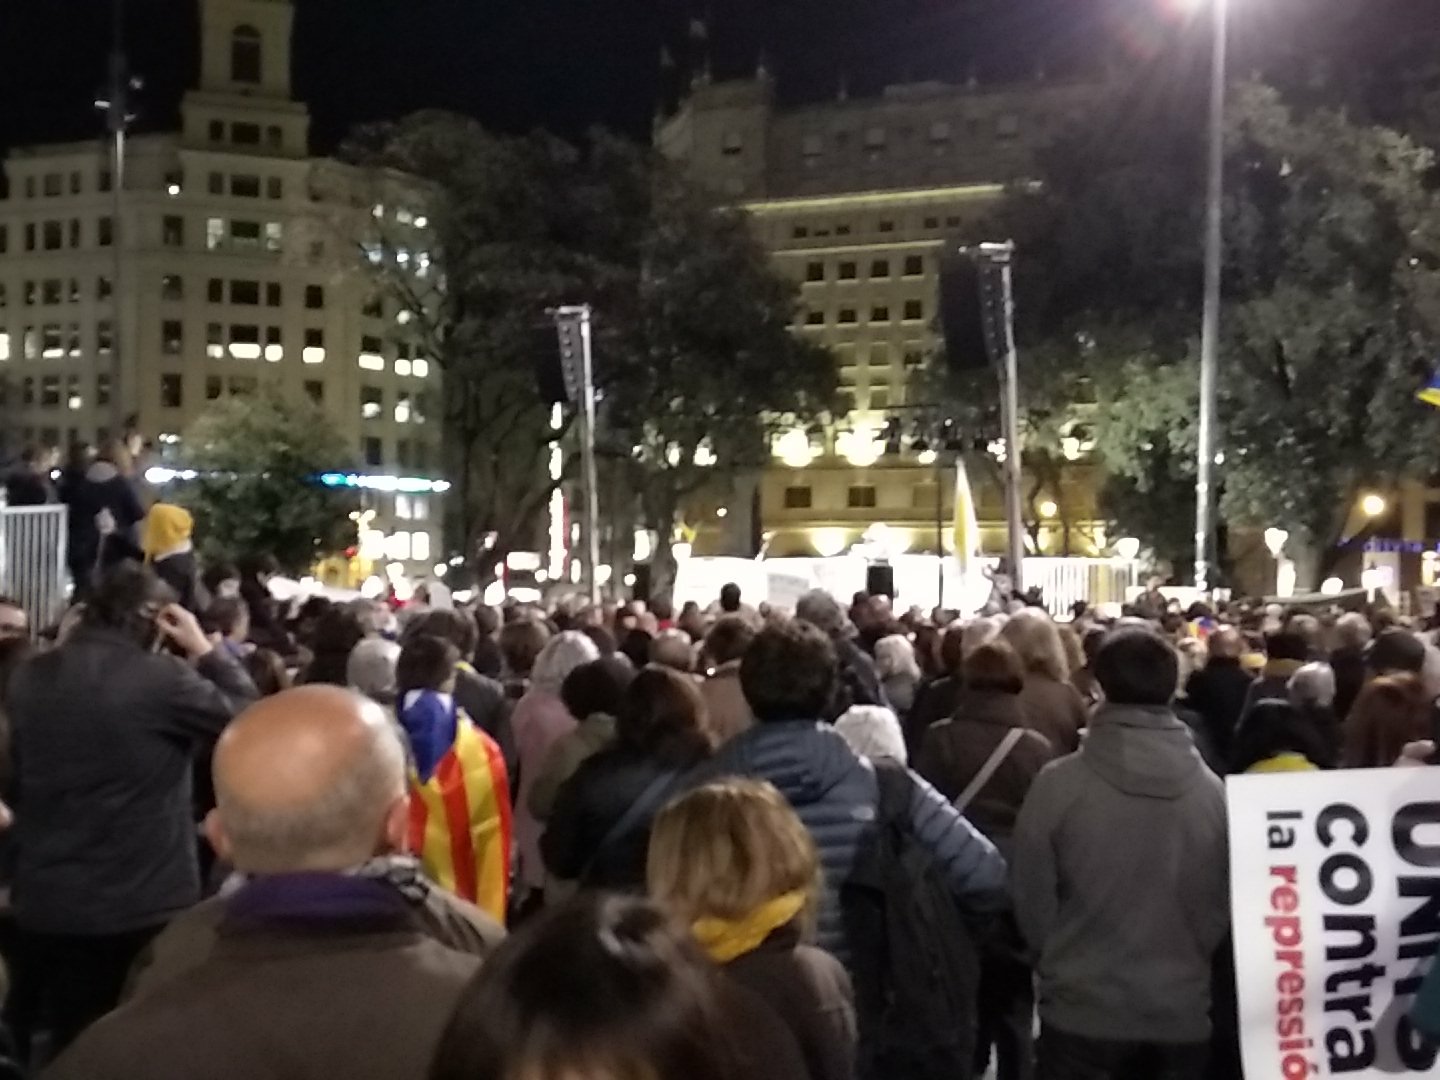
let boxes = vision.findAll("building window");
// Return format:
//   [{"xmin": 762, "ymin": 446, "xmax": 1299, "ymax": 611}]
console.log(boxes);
[
  {"xmin": 363, "ymin": 437, "xmax": 384, "ymax": 467},
  {"xmin": 870, "ymin": 306, "xmax": 890, "ymax": 323},
  {"xmin": 227, "ymin": 325, "xmax": 261, "ymax": 360},
  {"xmin": 869, "ymin": 344, "xmax": 890, "ymax": 367},
  {"xmin": 66, "ymin": 324, "xmax": 82, "ymax": 357},
  {"xmin": 869, "ymin": 387, "xmax": 890, "ymax": 410},
  {"xmin": 23, "ymin": 224, "xmax": 36, "ymax": 251},
  {"xmin": 265, "ymin": 282, "xmax": 282, "ymax": 307},
  {"xmin": 161, "ymin": 321, "xmax": 183, "ymax": 354},
  {"xmin": 41, "ymin": 280, "xmax": 61, "ymax": 306},
  {"xmin": 266, "ymin": 125, "xmax": 283, "ymax": 148},
  {"xmin": 205, "ymin": 376, "xmax": 222, "ymax": 401},
  {"xmin": 804, "ymin": 262, "xmax": 824, "ymax": 283},
  {"xmin": 228, "ymin": 377, "xmax": 257, "ymax": 397},
  {"xmin": 304, "ymin": 285, "xmax": 324, "ymax": 309},
  {"xmin": 783, "ymin": 486, "xmax": 812, "ymax": 510},
  {"xmin": 361, "ymin": 386, "xmax": 383, "ymax": 420},
  {"xmin": 43, "ymin": 222, "xmax": 63, "ymax": 250},
  {"xmin": 39, "ymin": 375, "xmax": 61, "ymax": 408},
  {"xmin": 847, "ymin": 486, "xmax": 877, "ymax": 509},
  {"xmin": 837, "ymin": 308, "xmax": 857, "ymax": 325},
  {"xmin": 903, "ymin": 255, "xmax": 924, "ymax": 276},
  {"xmin": 264, "ymin": 325, "xmax": 282, "ymax": 362},
  {"xmin": 791, "ymin": 225, "xmax": 808, "ymax": 240},
  {"xmin": 838, "ymin": 262, "xmax": 857, "ymax": 281},
  {"xmin": 162, "ymin": 216, "xmax": 184, "ymax": 247},
  {"xmin": 266, "ymin": 177, "xmax": 283, "ymax": 200},
  {"xmin": 362, "ymin": 294, "xmax": 383, "ymax": 319},
  {"xmin": 303, "ymin": 328, "xmax": 325, "ymax": 364},
  {"xmin": 264, "ymin": 222, "xmax": 283, "ymax": 251},
  {"xmin": 206, "ymin": 279, "xmax": 223, "ymax": 303},
  {"xmin": 232, "ymin": 123, "xmax": 261, "ymax": 146},
  {"xmin": 209, "ymin": 172, "xmax": 225, "ymax": 195},
  {"xmin": 43, "ymin": 173, "xmax": 61, "ymax": 197},
  {"xmin": 804, "ymin": 311, "xmax": 825, "ymax": 326},
  {"xmin": 21, "ymin": 378, "xmax": 34, "ymax": 406},
  {"xmin": 231, "ymin": 280, "xmax": 260, "ymax": 305},
  {"xmin": 231, "ymin": 220, "xmax": 261, "ymax": 248},
  {"xmin": 877, "ymin": 220, "xmax": 895, "ymax": 234},
  {"xmin": 232, "ymin": 174, "xmax": 261, "ymax": 198},
  {"xmin": 206, "ymin": 218, "xmax": 224, "ymax": 250},
  {"xmin": 207, "ymin": 120, "xmax": 224, "ymax": 143},
  {"xmin": 160, "ymin": 373, "xmax": 183, "ymax": 408},
  {"xmin": 96, "ymin": 373, "xmax": 111, "ymax": 406},
  {"xmin": 161, "ymin": 274, "xmax": 183, "ymax": 300},
  {"xmin": 304, "ymin": 380, "xmax": 323, "ymax": 403},
  {"xmin": 232, "ymin": 25, "xmax": 262, "ymax": 83},
  {"xmin": 903, "ymin": 300, "xmax": 924, "ymax": 321},
  {"xmin": 870, "ymin": 259, "xmax": 890, "ymax": 278},
  {"xmin": 98, "ymin": 276, "xmax": 112, "ymax": 300},
  {"xmin": 68, "ymin": 219, "xmax": 81, "ymax": 248},
  {"xmin": 206, "ymin": 323, "xmax": 224, "ymax": 358}
]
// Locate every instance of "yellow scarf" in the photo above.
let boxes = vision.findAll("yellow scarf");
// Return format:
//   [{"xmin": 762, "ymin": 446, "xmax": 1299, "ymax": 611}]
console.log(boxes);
[{"xmin": 691, "ymin": 891, "xmax": 807, "ymax": 964}]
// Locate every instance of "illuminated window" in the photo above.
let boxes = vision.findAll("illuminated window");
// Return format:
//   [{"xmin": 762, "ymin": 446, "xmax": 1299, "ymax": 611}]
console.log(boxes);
[
  {"xmin": 412, "ymin": 531, "xmax": 431, "ymax": 563},
  {"xmin": 412, "ymin": 358, "xmax": 429, "ymax": 378},
  {"xmin": 264, "ymin": 222, "xmax": 282, "ymax": 251},
  {"xmin": 361, "ymin": 386, "xmax": 383, "ymax": 420},
  {"xmin": 228, "ymin": 324, "xmax": 260, "ymax": 360},
  {"xmin": 206, "ymin": 218, "xmax": 224, "ymax": 250},
  {"xmin": 394, "ymin": 393, "xmax": 412, "ymax": 424},
  {"xmin": 41, "ymin": 325, "xmax": 63, "ymax": 359},
  {"xmin": 206, "ymin": 323, "xmax": 224, "ymax": 359},
  {"xmin": 0, "ymin": 332, "xmax": 10, "ymax": 362},
  {"xmin": 303, "ymin": 328, "xmax": 325, "ymax": 364}
]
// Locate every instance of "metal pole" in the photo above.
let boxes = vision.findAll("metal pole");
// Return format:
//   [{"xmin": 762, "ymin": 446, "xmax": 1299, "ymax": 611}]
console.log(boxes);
[
  {"xmin": 1194, "ymin": 0, "xmax": 1228, "ymax": 593},
  {"xmin": 577, "ymin": 307, "xmax": 602, "ymax": 607},
  {"xmin": 106, "ymin": 0, "xmax": 129, "ymax": 436},
  {"xmin": 992, "ymin": 247, "xmax": 1026, "ymax": 597},
  {"xmin": 935, "ymin": 451, "xmax": 944, "ymax": 610}
]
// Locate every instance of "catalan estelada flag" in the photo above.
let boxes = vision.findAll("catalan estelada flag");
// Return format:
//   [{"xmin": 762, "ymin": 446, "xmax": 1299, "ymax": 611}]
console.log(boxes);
[
  {"xmin": 1419, "ymin": 368, "xmax": 1440, "ymax": 408},
  {"xmin": 402, "ymin": 692, "xmax": 512, "ymax": 922}
]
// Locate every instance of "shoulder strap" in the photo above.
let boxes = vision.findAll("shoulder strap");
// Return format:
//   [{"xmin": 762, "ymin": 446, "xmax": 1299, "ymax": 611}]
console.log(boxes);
[
  {"xmin": 580, "ymin": 770, "xmax": 679, "ymax": 882},
  {"xmin": 953, "ymin": 728, "xmax": 1026, "ymax": 814}
]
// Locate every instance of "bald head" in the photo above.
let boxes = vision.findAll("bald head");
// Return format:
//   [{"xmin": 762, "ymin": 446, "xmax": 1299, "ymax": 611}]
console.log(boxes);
[{"xmin": 209, "ymin": 686, "xmax": 407, "ymax": 875}]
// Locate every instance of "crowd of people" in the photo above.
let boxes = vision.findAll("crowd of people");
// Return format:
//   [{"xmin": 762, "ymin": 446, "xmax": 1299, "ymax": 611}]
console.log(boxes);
[{"xmin": 2, "ymin": 498, "xmax": 1440, "ymax": 1078}]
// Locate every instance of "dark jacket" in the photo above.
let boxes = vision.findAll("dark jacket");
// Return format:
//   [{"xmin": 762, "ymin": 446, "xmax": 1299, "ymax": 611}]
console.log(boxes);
[
  {"xmin": 153, "ymin": 551, "xmax": 207, "ymax": 615},
  {"xmin": 726, "ymin": 927, "xmax": 857, "ymax": 1080},
  {"xmin": 541, "ymin": 745, "xmax": 687, "ymax": 892},
  {"xmin": 7, "ymin": 628, "xmax": 256, "ymax": 935},
  {"xmin": 455, "ymin": 664, "xmax": 516, "ymax": 781},
  {"xmin": 4, "ymin": 467, "xmax": 50, "ymax": 507},
  {"xmin": 1017, "ymin": 673, "xmax": 1088, "ymax": 754},
  {"xmin": 44, "ymin": 875, "xmax": 484, "ymax": 1080},
  {"xmin": 63, "ymin": 461, "xmax": 145, "ymax": 579},
  {"xmin": 1240, "ymin": 658, "xmax": 1306, "ymax": 723},
  {"xmin": 913, "ymin": 689, "xmax": 1054, "ymax": 852},
  {"xmin": 835, "ymin": 636, "xmax": 888, "ymax": 714},
  {"xmin": 691, "ymin": 720, "xmax": 1007, "ymax": 966},
  {"xmin": 1183, "ymin": 658, "xmax": 1253, "ymax": 763},
  {"xmin": 904, "ymin": 674, "xmax": 961, "ymax": 756},
  {"xmin": 1013, "ymin": 703, "xmax": 1229, "ymax": 1043},
  {"xmin": 1330, "ymin": 645, "xmax": 1367, "ymax": 722},
  {"xmin": 239, "ymin": 577, "xmax": 291, "ymax": 655}
]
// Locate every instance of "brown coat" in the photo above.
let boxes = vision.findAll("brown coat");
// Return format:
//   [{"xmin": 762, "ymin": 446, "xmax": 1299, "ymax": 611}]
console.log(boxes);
[
  {"xmin": 1018, "ymin": 672, "xmax": 1088, "ymax": 754},
  {"xmin": 914, "ymin": 689, "xmax": 1055, "ymax": 847},
  {"xmin": 700, "ymin": 661, "xmax": 754, "ymax": 745},
  {"xmin": 45, "ymin": 911, "xmax": 486, "ymax": 1080}
]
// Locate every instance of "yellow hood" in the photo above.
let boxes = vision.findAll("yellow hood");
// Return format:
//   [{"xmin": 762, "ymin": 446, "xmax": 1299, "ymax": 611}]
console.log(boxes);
[{"xmin": 142, "ymin": 503, "xmax": 194, "ymax": 560}]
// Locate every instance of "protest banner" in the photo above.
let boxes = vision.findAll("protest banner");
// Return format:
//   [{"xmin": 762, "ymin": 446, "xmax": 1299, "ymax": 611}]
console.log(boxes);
[{"xmin": 1228, "ymin": 768, "xmax": 1440, "ymax": 1079}]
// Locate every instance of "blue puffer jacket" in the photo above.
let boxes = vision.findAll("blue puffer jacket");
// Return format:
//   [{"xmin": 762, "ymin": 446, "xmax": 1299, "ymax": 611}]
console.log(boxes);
[{"xmin": 691, "ymin": 720, "xmax": 1008, "ymax": 965}]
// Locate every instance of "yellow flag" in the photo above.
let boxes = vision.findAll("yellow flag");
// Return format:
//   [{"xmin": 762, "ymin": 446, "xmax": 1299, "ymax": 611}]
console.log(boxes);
[{"xmin": 952, "ymin": 456, "xmax": 981, "ymax": 577}]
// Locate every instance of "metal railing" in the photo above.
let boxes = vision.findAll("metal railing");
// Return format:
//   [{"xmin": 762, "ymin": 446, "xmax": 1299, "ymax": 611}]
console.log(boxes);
[{"xmin": 0, "ymin": 506, "xmax": 69, "ymax": 633}]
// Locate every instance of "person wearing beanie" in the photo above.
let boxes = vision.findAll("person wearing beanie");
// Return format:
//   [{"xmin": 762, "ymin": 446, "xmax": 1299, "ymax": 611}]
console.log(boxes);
[{"xmin": 141, "ymin": 504, "xmax": 206, "ymax": 614}]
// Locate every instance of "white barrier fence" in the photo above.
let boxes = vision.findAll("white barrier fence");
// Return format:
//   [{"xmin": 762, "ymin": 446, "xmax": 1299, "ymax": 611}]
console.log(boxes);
[
  {"xmin": 675, "ymin": 554, "xmax": 1140, "ymax": 618},
  {"xmin": 0, "ymin": 506, "xmax": 69, "ymax": 633}
]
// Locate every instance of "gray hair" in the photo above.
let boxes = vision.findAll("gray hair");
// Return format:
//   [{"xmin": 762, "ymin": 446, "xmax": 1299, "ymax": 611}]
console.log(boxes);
[
  {"xmin": 961, "ymin": 615, "xmax": 1005, "ymax": 657},
  {"xmin": 531, "ymin": 630, "xmax": 601, "ymax": 693},
  {"xmin": 649, "ymin": 628, "xmax": 696, "ymax": 673},
  {"xmin": 834, "ymin": 705, "xmax": 907, "ymax": 765},
  {"xmin": 347, "ymin": 637, "xmax": 401, "ymax": 705},
  {"xmin": 1288, "ymin": 662, "xmax": 1336, "ymax": 709},
  {"xmin": 795, "ymin": 589, "xmax": 846, "ymax": 636},
  {"xmin": 1000, "ymin": 608, "xmax": 1070, "ymax": 682},
  {"xmin": 217, "ymin": 705, "xmax": 407, "ymax": 874},
  {"xmin": 874, "ymin": 635, "xmax": 920, "ymax": 681},
  {"xmin": 1334, "ymin": 612, "xmax": 1372, "ymax": 651}
]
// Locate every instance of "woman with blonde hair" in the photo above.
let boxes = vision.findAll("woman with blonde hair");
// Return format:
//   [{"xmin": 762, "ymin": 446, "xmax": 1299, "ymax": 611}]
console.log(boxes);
[
  {"xmin": 649, "ymin": 779, "xmax": 856, "ymax": 1080},
  {"xmin": 1000, "ymin": 608, "xmax": 1088, "ymax": 752}
]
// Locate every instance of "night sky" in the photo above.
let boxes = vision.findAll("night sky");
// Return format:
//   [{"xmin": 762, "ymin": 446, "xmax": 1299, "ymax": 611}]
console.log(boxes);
[{"xmin": 0, "ymin": 0, "xmax": 1434, "ymax": 157}]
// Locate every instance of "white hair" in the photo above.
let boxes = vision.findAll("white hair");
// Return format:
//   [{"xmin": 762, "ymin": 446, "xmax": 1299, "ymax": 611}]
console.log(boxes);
[
  {"xmin": 835, "ymin": 705, "xmax": 907, "ymax": 765},
  {"xmin": 1288, "ymin": 662, "xmax": 1336, "ymax": 709},
  {"xmin": 874, "ymin": 634, "xmax": 920, "ymax": 681},
  {"xmin": 961, "ymin": 615, "xmax": 1004, "ymax": 658},
  {"xmin": 531, "ymin": 630, "xmax": 601, "ymax": 694},
  {"xmin": 347, "ymin": 637, "xmax": 401, "ymax": 704}
]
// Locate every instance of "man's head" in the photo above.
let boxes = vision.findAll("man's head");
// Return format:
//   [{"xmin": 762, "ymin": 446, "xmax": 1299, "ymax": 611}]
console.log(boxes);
[
  {"xmin": 1333, "ymin": 611, "xmax": 1373, "ymax": 652},
  {"xmin": 1367, "ymin": 628, "xmax": 1427, "ymax": 677},
  {"xmin": 740, "ymin": 620, "xmax": 838, "ymax": 722},
  {"xmin": 648, "ymin": 596, "xmax": 674, "ymax": 623},
  {"xmin": 404, "ymin": 608, "xmax": 478, "ymax": 659},
  {"xmin": 0, "ymin": 597, "xmax": 27, "ymax": 641},
  {"xmin": 1264, "ymin": 631, "xmax": 1310, "ymax": 664},
  {"xmin": 719, "ymin": 583, "xmax": 742, "ymax": 613},
  {"xmin": 703, "ymin": 615, "xmax": 755, "ymax": 669},
  {"xmin": 1093, "ymin": 626, "xmax": 1179, "ymax": 707},
  {"xmin": 499, "ymin": 618, "xmax": 551, "ymax": 679},
  {"xmin": 397, "ymin": 634, "xmax": 461, "ymax": 697},
  {"xmin": 205, "ymin": 686, "xmax": 408, "ymax": 875},
  {"xmin": 205, "ymin": 596, "xmax": 249, "ymax": 643},
  {"xmin": 649, "ymin": 628, "xmax": 695, "ymax": 674},
  {"xmin": 794, "ymin": 589, "xmax": 846, "ymax": 638},
  {"xmin": 347, "ymin": 637, "xmax": 401, "ymax": 705},
  {"xmin": 84, "ymin": 563, "xmax": 176, "ymax": 649},
  {"xmin": 1207, "ymin": 626, "xmax": 1244, "ymax": 661},
  {"xmin": 1289, "ymin": 662, "xmax": 1337, "ymax": 710}
]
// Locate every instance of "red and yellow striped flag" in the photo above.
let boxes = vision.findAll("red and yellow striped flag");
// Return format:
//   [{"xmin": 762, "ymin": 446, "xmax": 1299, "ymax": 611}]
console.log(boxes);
[{"xmin": 407, "ymin": 716, "xmax": 512, "ymax": 922}]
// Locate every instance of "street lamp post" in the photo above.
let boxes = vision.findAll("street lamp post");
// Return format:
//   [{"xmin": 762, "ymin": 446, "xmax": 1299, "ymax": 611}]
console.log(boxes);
[{"xmin": 1194, "ymin": 0, "xmax": 1228, "ymax": 594}]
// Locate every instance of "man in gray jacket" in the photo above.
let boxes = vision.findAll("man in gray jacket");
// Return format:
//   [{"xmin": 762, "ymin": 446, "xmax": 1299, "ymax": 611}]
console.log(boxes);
[{"xmin": 1013, "ymin": 626, "xmax": 1228, "ymax": 1080}]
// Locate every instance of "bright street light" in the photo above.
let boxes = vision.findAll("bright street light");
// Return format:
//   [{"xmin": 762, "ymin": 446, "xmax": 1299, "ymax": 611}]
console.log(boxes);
[
  {"xmin": 1361, "ymin": 493, "xmax": 1387, "ymax": 518},
  {"xmin": 1263, "ymin": 528, "xmax": 1289, "ymax": 557}
]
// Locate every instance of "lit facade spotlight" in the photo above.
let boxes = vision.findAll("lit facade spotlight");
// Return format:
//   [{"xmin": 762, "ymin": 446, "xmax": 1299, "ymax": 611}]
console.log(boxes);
[{"xmin": 1361, "ymin": 493, "xmax": 1387, "ymax": 518}]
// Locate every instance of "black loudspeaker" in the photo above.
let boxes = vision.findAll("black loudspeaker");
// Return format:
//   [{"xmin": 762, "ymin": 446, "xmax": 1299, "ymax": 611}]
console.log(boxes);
[
  {"xmin": 938, "ymin": 251, "xmax": 991, "ymax": 374},
  {"xmin": 866, "ymin": 563, "xmax": 895, "ymax": 600}
]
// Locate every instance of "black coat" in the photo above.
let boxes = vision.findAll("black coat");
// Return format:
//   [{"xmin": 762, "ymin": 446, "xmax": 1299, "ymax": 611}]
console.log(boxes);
[
  {"xmin": 153, "ymin": 551, "xmax": 208, "ymax": 615},
  {"xmin": 6, "ymin": 627, "xmax": 257, "ymax": 935},
  {"xmin": 1184, "ymin": 659, "xmax": 1253, "ymax": 763},
  {"xmin": 541, "ymin": 745, "xmax": 687, "ymax": 891},
  {"xmin": 63, "ymin": 463, "xmax": 145, "ymax": 580},
  {"xmin": 1331, "ymin": 646, "xmax": 1367, "ymax": 722},
  {"xmin": 3, "ymin": 468, "xmax": 50, "ymax": 507}
]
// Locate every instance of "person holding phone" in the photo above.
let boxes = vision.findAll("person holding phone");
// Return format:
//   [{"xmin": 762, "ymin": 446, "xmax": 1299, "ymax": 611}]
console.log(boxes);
[{"xmin": 3, "ymin": 563, "xmax": 257, "ymax": 1063}]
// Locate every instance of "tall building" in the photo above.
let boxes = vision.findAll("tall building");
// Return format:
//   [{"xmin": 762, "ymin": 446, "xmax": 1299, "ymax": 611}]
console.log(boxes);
[
  {"xmin": 658, "ymin": 74, "xmax": 1106, "ymax": 563},
  {"xmin": 0, "ymin": 0, "xmax": 442, "ymax": 575}
]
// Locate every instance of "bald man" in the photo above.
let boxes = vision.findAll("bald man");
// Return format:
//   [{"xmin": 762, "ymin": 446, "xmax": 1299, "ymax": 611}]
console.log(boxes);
[{"xmin": 48, "ymin": 686, "xmax": 503, "ymax": 1080}]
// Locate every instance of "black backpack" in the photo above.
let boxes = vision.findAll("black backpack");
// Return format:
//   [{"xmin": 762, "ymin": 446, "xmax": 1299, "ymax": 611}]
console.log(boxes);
[{"xmin": 842, "ymin": 759, "xmax": 982, "ymax": 1080}]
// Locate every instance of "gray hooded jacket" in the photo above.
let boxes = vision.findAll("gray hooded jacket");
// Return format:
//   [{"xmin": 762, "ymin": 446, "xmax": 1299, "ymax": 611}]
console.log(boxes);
[{"xmin": 1013, "ymin": 703, "xmax": 1229, "ymax": 1043}]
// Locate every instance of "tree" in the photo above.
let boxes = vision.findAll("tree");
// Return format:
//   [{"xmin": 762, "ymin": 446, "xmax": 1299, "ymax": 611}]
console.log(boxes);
[
  {"xmin": 989, "ymin": 81, "xmax": 1440, "ymax": 587},
  {"xmin": 177, "ymin": 390, "xmax": 359, "ymax": 574},
  {"xmin": 598, "ymin": 157, "xmax": 838, "ymax": 598}
]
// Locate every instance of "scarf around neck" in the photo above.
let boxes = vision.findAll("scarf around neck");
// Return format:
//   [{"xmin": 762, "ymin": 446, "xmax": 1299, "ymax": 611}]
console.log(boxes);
[{"xmin": 691, "ymin": 891, "xmax": 807, "ymax": 964}]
